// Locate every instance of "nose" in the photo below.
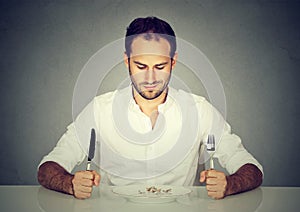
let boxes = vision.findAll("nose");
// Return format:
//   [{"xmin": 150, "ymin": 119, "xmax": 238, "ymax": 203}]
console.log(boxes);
[{"xmin": 145, "ymin": 69, "xmax": 156, "ymax": 84}]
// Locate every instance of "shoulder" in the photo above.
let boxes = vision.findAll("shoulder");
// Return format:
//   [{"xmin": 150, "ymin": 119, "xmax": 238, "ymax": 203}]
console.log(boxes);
[
  {"xmin": 169, "ymin": 88, "xmax": 211, "ymax": 109},
  {"xmin": 94, "ymin": 90, "xmax": 116, "ymax": 105},
  {"xmin": 94, "ymin": 86, "xmax": 130, "ymax": 105}
]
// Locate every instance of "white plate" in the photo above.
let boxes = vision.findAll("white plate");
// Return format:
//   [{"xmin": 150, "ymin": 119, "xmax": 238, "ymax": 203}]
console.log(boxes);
[{"xmin": 112, "ymin": 185, "xmax": 191, "ymax": 203}]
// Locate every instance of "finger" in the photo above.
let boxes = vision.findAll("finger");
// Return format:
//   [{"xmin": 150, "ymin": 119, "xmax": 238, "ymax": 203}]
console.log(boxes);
[
  {"xmin": 75, "ymin": 171, "xmax": 94, "ymax": 180},
  {"xmin": 92, "ymin": 170, "xmax": 101, "ymax": 186},
  {"xmin": 73, "ymin": 184, "xmax": 92, "ymax": 198},
  {"xmin": 74, "ymin": 191, "xmax": 91, "ymax": 199},
  {"xmin": 73, "ymin": 174, "xmax": 93, "ymax": 186},
  {"xmin": 206, "ymin": 169, "xmax": 218, "ymax": 178},
  {"xmin": 80, "ymin": 178, "xmax": 94, "ymax": 187},
  {"xmin": 207, "ymin": 170, "xmax": 227, "ymax": 180},
  {"xmin": 199, "ymin": 170, "xmax": 207, "ymax": 183},
  {"xmin": 82, "ymin": 171, "xmax": 95, "ymax": 180},
  {"xmin": 73, "ymin": 179, "xmax": 93, "ymax": 190},
  {"xmin": 208, "ymin": 190, "xmax": 225, "ymax": 200},
  {"xmin": 77, "ymin": 185, "xmax": 93, "ymax": 193},
  {"xmin": 206, "ymin": 184, "xmax": 220, "ymax": 192},
  {"xmin": 207, "ymin": 191, "xmax": 219, "ymax": 199},
  {"xmin": 206, "ymin": 177, "xmax": 217, "ymax": 185}
]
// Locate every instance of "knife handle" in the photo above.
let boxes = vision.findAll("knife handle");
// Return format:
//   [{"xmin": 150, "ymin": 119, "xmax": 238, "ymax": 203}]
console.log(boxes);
[{"xmin": 86, "ymin": 161, "xmax": 92, "ymax": 171}]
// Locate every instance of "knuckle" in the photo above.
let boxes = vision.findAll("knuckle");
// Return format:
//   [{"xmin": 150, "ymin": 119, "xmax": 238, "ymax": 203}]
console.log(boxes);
[
  {"xmin": 88, "ymin": 180, "xmax": 93, "ymax": 186},
  {"xmin": 84, "ymin": 179, "xmax": 92, "ymax": 186},
  {"xmin": 74, "ymin": 192, "xmax": 83, "ymax": 199},
  {"xmin": 207, "ymin": 191, "xmax": 214, "ymax": 197},
  {"xmin": 88, "ymin": 171, "xmax": 94, "ymax": 177},
  {"xmin": 81, "ymin": 171, "xmax": 92, "ymax": 179},
  {"xmin": 207, "ymin": 179, "xmax": 214, "ymax": 185},
  {"xmin": 75, "ymin": 171, "xmax": 84, "ymax": 177},
  {"xmin": 76, "ymin": 191, "xmax": 90, "ymax": 199}
]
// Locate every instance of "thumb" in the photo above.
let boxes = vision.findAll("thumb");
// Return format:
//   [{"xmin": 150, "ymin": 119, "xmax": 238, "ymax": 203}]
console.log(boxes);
[
  {"xmin": 199, "ymin": 170, "xmax": 207, "ymax": 183},
  {"xmin": 92, "ymin": 170, "xmax": 101, "ymax": 186}
]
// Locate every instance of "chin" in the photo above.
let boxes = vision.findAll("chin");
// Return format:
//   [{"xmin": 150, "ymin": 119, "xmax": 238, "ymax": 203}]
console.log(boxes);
[{"xmin": 141, "ymin": 91, "xmax": 163, "ymax": 100}]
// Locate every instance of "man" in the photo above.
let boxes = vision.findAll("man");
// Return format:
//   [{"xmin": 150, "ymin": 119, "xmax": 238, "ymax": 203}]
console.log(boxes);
[{"xmin": 38, "ymin": 16, "xmax": 263, "ymax": 200}]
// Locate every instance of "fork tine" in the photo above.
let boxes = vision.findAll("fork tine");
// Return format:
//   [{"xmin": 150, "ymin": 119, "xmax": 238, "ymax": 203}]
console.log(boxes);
[
  {"xmin": 211, "ymin": 135, "xmax": 215, "ymax": 151},
  {"xmin": 206, "ymin": 135, "xmax": 210, "ymax": 151},
  {"xmin": 206, "ymin": 134, "xmax": 216, "ymax": 151}
]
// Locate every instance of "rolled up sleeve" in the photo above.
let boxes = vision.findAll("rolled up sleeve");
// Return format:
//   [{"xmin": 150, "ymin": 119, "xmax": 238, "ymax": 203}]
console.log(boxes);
[
  {"xmin": 214, "ymin": 123, "xmax": 263, "ymax": 175},
  {"xmin": 38, "ymin": 123, "xmax": 86, "ymax": 173},
  {"xmin": 197, "ymin": 96, "xmax": 263, "ymax": 176}
]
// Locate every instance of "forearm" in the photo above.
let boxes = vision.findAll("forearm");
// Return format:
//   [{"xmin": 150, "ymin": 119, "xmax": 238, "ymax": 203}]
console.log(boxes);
[
  {"xmin": 225, "ymin": 163, "xmax": 263, "ymax": 196},
  {"xmin": 37, "ymin": 161, "xmax": 74, "ymax": 195}
]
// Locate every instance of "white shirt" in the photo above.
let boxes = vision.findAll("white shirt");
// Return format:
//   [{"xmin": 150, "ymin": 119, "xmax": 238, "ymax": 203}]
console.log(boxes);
[{"xmin": 39, "ymin": 86, "xmax": 263, "ymax": 186}]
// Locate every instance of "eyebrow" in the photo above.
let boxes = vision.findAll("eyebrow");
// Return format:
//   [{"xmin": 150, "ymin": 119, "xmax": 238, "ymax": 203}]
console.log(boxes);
[{"xmin": 133, "ymin": 61, "xmax": 169, "ymax": 66}]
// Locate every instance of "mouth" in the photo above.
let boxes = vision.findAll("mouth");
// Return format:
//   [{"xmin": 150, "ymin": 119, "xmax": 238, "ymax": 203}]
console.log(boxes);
[
  {"xmin": 141, "ymin": 81, "xmax": 163, "ymax": 91},
  {"xmin": 143, "ymin": 84, "xmax": 158, "ymax": 90}
]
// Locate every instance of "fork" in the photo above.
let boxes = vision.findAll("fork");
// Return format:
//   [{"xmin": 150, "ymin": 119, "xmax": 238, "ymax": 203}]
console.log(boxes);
[{"xmin": 206, "ymin": 134, "xmax": 216, "ymax": 169}]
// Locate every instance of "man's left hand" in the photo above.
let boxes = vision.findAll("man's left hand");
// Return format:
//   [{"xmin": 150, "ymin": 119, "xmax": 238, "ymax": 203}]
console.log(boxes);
[{"xmin": 200, "ymin": 169, "xmax": 227, "ymax": 199}]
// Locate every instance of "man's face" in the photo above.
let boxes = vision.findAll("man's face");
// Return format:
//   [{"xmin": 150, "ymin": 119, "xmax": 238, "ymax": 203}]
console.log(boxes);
[{"xmin": 125, "ymin": 35, "xmax": 177, "ymax": 100}]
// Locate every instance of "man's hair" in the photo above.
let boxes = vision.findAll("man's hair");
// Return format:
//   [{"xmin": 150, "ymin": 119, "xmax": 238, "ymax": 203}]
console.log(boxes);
[{"xmin": 125, "ymin": 16, "xmax": 176, "ymax": 57}]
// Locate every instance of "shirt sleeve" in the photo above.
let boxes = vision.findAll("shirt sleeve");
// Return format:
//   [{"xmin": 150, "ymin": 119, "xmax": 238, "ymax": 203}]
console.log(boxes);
[
  {"xmin": 196, "ymin": 96, "xmax": 263, "ymax": 175},
  {"xmin": 214, "ymin": 122, "xmax": 264, "ymax": 175},
  {"xmin": 38, "ymin": 123, "xmax": 86, "ymax": 173}
]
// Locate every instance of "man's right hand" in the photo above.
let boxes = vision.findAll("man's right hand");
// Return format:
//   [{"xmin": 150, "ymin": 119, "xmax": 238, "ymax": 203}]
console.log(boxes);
[{"xmin": 71, "ymin": 170, "xmax": 101, "ymax": 199}]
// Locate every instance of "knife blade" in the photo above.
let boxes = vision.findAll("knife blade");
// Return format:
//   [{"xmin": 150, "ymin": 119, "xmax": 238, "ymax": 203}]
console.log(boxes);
[{"xmin": 86, "ymin": 128, "xmax": 96, "ymax": 171}]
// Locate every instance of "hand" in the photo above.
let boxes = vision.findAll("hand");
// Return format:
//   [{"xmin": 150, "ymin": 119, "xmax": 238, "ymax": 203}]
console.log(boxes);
[
  {"xmin": 200, "ymin": 169, "xmax": 227, "ymax": 199},
  {"xmin": 71, "ymin": 170, "xmax": 101, "ymax": 199}
]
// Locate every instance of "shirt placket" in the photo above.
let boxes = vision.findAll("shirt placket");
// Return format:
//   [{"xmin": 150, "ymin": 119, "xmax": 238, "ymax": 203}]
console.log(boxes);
[{"xmin": 143, "ymin": 115, "xmax": 155, "ymax": 180}]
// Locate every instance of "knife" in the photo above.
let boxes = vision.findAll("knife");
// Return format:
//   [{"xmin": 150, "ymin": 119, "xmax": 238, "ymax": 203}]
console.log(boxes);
[{"xmin": 86, "ymin": 128, "xmax": 96, "ymax": 171}]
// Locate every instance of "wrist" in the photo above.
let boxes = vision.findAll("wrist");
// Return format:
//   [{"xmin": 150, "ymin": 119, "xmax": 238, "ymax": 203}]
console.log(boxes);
[
  {"xmin": 225, "ymin": 174, "xmax": 236, "ymax": 196},
  {"xmin": 65, "ymin": 174, "xmax": 75, "ymax": 195}
]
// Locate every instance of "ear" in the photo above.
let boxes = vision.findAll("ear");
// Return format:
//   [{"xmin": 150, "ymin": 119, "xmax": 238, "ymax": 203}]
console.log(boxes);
[
  {"xmin": 171, "ymin": 52, "xmax": 178, "ymax": 70},
  {"xmin": 124, "ymin": 52, "xmax": 129, "ymax": 69}
]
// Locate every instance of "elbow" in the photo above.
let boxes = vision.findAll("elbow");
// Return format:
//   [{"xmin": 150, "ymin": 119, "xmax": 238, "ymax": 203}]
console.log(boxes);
[
  {"xmin": 37, "ymin": 165, "xmax": 45, "ymax": 186},
  {"xmin": 256, "ymin": 168, "xmax": 263, "ymax": 188},
  {"xmin": 37, "ymin": 162, "xmax": 49, "ymax": 188}
]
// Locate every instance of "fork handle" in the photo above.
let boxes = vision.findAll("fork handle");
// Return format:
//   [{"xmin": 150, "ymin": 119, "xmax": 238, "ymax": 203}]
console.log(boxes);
[{"xmin": 209, "ymin": 156, "xmax": 214, "ymax": 169}]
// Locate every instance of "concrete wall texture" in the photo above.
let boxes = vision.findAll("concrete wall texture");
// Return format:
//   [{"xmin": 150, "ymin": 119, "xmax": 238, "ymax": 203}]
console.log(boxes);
[{"xmin": 0, "ymin": 0, "xmax": 299, "ymax": 186}]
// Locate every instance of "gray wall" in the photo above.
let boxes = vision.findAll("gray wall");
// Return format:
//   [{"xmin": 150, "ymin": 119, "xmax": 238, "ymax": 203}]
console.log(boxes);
[{"xmin": 0, "ymin": 0, "xmax": 299, "ymax": 186}]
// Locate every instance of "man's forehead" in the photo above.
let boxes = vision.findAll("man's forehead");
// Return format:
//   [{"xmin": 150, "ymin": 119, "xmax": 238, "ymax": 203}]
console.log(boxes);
[{"xmin": 130, "ymin": 35, "xmax": 171, "ymax": 58}]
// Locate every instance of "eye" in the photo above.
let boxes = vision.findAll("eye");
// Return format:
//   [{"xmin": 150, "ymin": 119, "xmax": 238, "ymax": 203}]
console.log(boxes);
[
  {"xmin": 137, "ymin": 65, "xmax": 147, "ymax": 70},
  {"xmin": 155, "ymin": 65, "xmax": 165, "ymax": 70}
]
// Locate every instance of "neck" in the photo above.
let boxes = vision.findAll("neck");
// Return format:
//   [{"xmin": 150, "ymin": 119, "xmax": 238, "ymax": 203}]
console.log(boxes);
[{"xmin": 132, "ymin": 86, "xmax": 168, "ymax": 117}]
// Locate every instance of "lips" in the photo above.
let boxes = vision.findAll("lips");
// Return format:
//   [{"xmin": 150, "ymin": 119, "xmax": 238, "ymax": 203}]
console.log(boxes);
[
  {"xmin": 142, "ymin": 81, "xmax": 163, "ymax": 90},
  {"xmin": 144, "ymin": 84, "xmax": 158, "ymax": 90}
]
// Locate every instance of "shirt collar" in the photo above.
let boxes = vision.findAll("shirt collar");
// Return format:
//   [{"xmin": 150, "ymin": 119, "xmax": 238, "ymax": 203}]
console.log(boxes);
[{"xmin": 128, "ymin": 86, "xmax": 175, "ymax": 114}]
